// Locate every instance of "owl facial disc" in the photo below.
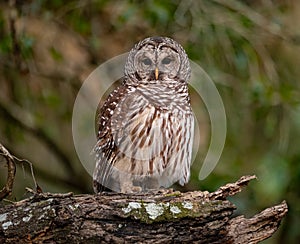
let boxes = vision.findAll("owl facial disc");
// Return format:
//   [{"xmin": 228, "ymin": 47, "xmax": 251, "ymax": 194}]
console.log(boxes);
[{"xmin": 125, "ymin": 36, "xmax": 191, "ymax": 84}]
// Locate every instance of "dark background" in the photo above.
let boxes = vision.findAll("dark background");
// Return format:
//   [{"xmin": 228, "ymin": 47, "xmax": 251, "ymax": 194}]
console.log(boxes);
[{"xmin": 0, "ymin": 1, "xmax": 299, "ymax": 243}]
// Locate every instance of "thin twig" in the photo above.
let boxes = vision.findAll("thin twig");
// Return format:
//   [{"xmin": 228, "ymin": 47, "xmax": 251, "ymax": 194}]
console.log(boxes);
[
  {"xmin": 0, "ymin": 143, "xmax": 43, "ymax": 200},
  {"xmin": 13, "ymin": 156, "xmax": 38, "ymax": 191},
  {"xmin": 0, "ymin": 143, "xmax": 16, "ymax": 200}
]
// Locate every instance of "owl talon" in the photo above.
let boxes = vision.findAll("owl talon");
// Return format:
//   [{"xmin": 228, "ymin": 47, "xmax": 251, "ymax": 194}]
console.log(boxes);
[
  {"xmin": 121, "ymin": 185, "xmax": 142, "ymax": 193},
  {"xmin": 132, "ymin": 186, "xmax": 142, "ymax": 192}
]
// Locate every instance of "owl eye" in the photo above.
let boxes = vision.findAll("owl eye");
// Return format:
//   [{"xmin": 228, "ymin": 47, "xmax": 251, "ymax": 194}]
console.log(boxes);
[
  {"xmin": 142, "ymin": 58, "xmax": 152, "ymax": 66},
  {"xmin": 161, "ymin": 57, "xmax": 172, "ymax": 65}
]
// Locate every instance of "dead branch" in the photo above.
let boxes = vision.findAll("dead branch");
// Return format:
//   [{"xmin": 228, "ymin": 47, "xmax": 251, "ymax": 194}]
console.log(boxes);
[
  {"xmin": 0, "ymin": 143, "xmax": 16, "ymax": 201},
  {"xmin": 0, "ymin": 175, "xmax": 288, "ymax": 243}
]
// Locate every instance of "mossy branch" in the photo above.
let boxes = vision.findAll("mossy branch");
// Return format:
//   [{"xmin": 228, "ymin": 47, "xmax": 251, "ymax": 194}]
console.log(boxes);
[{"xmin": 0, "ymin": 175, "xmax": 288, "ymax": 243}]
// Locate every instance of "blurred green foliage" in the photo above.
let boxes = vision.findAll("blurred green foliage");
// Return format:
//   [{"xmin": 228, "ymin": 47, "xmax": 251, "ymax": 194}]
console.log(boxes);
[{"xmin": 0, "ymin": 0, "xmax": 300, "ymax": 243}]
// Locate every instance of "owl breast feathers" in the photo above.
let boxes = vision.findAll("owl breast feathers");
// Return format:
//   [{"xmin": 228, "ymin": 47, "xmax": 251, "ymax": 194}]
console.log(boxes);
[{"xmin": 93, "ymin": 36, "xmax": 194, "ymax": 193}]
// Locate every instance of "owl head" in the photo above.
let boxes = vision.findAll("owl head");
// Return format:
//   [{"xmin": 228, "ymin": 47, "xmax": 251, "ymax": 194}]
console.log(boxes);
[{"xmin": 124, "ymin": 36, "xmax": 191, "ymax": 85}]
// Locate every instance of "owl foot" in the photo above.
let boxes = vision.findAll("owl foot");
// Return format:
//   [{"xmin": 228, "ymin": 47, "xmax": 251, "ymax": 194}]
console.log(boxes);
[
  {"xmin": 131, "ymin": 186, "xmax": 142, "ymax": 192},
  {"xmin": 120, "ymin": 183, "xmax": 142, "ymax": 193}
]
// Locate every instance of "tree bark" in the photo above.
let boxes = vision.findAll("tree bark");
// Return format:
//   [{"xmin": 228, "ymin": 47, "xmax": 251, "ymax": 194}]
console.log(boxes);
[{"xmin": 0, "ymin": 175, "xmax": 288, "ymax": 243}]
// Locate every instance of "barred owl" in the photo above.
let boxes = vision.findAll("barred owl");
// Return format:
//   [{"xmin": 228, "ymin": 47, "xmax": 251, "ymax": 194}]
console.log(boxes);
[{"xmin": 93, "ymin": 36, "xmax": 194, "ymax": 193}]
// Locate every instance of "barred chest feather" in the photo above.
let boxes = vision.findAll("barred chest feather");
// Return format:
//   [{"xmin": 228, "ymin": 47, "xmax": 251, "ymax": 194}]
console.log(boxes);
[{"xmin": 93, "ymin": 36, "xmax": 193, "ymax": 193}]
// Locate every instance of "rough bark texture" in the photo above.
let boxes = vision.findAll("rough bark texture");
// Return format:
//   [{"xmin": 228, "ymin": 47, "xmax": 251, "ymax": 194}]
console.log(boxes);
[{"xmin": 0, "ymin": 175, "xmax": 288, "ymax": 243}]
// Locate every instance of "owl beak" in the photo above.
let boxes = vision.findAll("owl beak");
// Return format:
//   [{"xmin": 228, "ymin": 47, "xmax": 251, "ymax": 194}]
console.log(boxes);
[{"xmin": 155, "ymin": 67, "xmax": 159, "ymax": 80}]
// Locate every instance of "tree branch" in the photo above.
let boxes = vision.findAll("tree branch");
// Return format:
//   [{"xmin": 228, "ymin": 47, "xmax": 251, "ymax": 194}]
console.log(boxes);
[
  {"xmin": 0, "ymin": 143, "xmax": 16, "ymax": 201},
  {"xmin": 0, "ymin": 175, "xmax": 288, "ymax": 243}
]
